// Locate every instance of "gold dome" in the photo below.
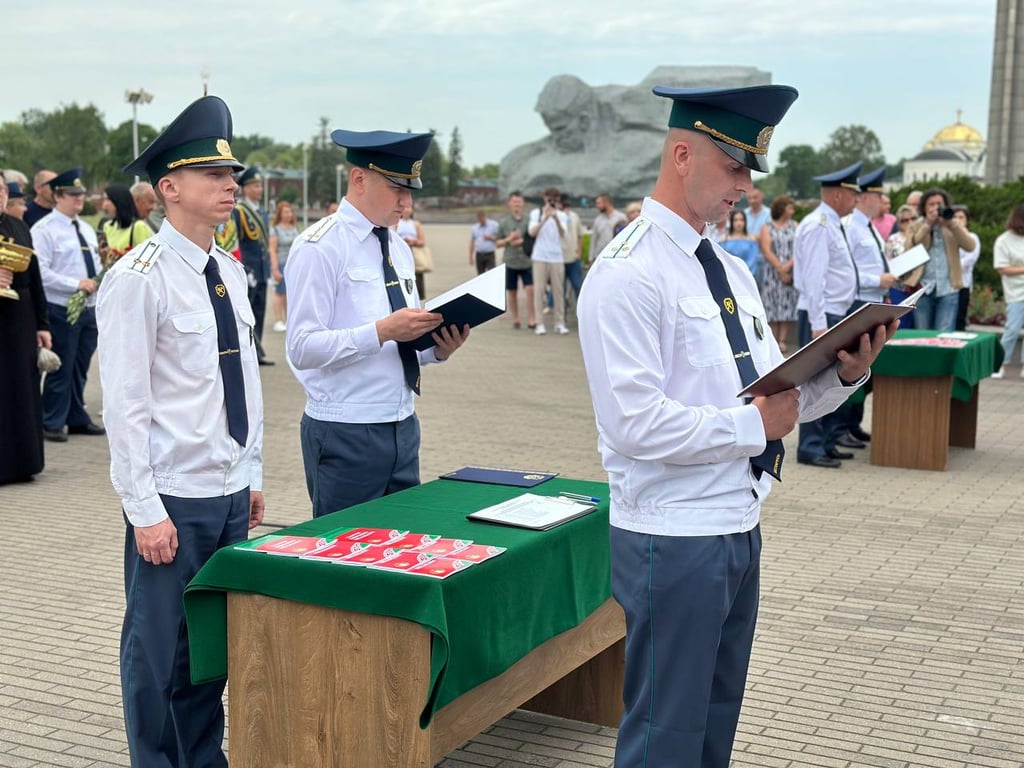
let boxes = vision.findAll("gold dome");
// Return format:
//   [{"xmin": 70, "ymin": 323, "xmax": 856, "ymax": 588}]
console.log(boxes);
[{"xmin": 924, "ymin": 110, "xmax": 985, "ymax": 150}]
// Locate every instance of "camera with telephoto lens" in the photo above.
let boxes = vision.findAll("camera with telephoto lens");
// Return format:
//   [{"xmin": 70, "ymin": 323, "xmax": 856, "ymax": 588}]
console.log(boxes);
[{"xmin": 940, "ymin": 206, "xmax": 955, "ymax": 220}]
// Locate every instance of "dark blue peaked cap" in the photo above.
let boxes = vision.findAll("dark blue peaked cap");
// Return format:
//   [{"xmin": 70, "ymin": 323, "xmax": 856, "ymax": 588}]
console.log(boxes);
[
  {"xmin": 238, "ymin": 166, "xmax": 262, "ymax": 186},
  {"xmin": 857, "ymin": 166, "xmax": 886, "ymax": 192},
  {"xmin": 813, "ymin": 161, "xmax": 863, "ymax": 189},
  {"xmin": 48, "ymin": 167, "xmax": 86, "ymax": 194},
  {"xmin": 331, "ymin": 130, "xmax": 434, "ymax": 190},
  {"xmin": 653, "ymin": 84, "xmax": 799, "ymax": 172},
  {"xmin": 123, "ymin": 96, "xmax": 244, "ymax": 184}
]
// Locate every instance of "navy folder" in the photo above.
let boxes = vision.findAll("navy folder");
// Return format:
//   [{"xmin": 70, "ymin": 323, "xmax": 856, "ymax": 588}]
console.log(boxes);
[
  {"xmin": 439, "ymin": 466, "xmax": 558, "ymax": 488},
  {"xmin": 409, "ymin": 264, "xmax": 506, "ymax": 351}
]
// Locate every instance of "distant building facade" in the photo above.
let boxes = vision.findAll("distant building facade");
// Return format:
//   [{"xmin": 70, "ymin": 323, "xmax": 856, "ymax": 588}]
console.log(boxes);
[{"xmin": 902, "ymin": 112, "xmax": 986, "ymax": 185}]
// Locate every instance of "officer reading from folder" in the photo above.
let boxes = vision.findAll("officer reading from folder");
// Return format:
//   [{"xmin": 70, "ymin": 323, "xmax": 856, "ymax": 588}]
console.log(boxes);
[
  {"xmin": 577, "ymin": 84, "xmax": 897, "ymax": 768},
  {"xmin": 286, "ymin": 130, "xmax": 469, "ymax": 518}
]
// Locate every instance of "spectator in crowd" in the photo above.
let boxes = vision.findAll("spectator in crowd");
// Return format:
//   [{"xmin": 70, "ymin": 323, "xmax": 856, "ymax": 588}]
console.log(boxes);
[
  {"xmin": 325, "ymin": 200, "xmax": 340, "ymax": 215},
  {"xmin": 559, "ymin": 193, "xmax": 583, "ymax": 311},
  {"xmin": 99, "ymin": 184, "xmax": 154, "ymax": 263},
  {"xmin": 24, "ymin": 169, "xmax": 57, "ymax": 227},
  {"xmin": 468, "ymin": 208, "xmax": 499, "ymax": 274},
  {"xmin": 5, "ymin": 182, "xmax": 27, "ymax": 220},
  {"xmin": 872, "ymin": 192, "xmax": 897, "ymax": 240},
  {"xmin": 952, "ymin": 205, "xmax": 980, "ymax": 331},
  {"xmin": 269, "ymin": 201, "xmax": 299, "ymax": 332},
  {"xmin": 721, "ymin": 208, "xmax": 761, "ymax": 280},
  {"xmin": 904, "ymin": 190, "xmax": 923, "ymax": 215},
  {"xmin": 743, "ymin": 186, "xmax": 770, "ymax": 236},
  {"xmin": 0, "ymin": 170, "xmax": 52, "ymax": 485},
  {"xmin": 758, "ymin": 194, "xmax": 798, "ymax": 352},
  {"xmin": 528, "ymin": 186, "xmax": 569, "ymax": 335},
  {"xmin": 885, "ymin": 203, "xmax": 919, "ymax": 325},
  {"xmin": 624, "ymin": 200, "xmax": 642, "ymax": 223},
  {"xmin": 991, "ymin": 203, "xmax": 1024, "ymax": 379},
  {"xmin": 30, "ymin": 167, "xmax": 104, "ymax": 442},
  {"xmin": 710, "ymin": 214, "xmax": 729, "ymax": 243},
  {"xmin": 904, "ymin": 188, "xmax": 975, "ymax": 331},
  {"xmin": 496, "ymin": 191, "xmax": 535, "ymax": 329},
  {"xmin": 588, "ymin": 192, "xmax": 627, "ymax": 260},
  {"xmin": 396, "ymin": 203, "xmax": 430, "ymax": 297},
  {"xmin": 130, "ymin": 181, "xmax": 162, "ymax": 233}
]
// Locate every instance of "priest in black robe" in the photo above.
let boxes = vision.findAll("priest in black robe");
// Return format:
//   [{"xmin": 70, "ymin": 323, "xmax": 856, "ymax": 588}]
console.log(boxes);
[{"xmin": 0, "ymin": 172, "xmax": 51, "ymax": 484}]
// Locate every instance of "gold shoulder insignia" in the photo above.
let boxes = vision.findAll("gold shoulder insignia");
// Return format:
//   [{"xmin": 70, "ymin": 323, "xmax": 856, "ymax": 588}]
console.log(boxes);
[
  {"xmin": 304, "ymin": 216, "xmax": 338, "ymax": 243},
  {"xmin": 819, "ymin": 213, "xmax": 827, "ymax": 226},
  {"xmin": 126, "ymin": 242, "xmax": 163, "ymax": 275},
  {"xmin": 600, "ymin": 217, "xmax": 651, "ymax": 259}
]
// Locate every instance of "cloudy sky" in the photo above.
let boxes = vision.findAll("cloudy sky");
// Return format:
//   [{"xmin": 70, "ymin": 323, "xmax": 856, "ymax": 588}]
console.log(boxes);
[{"xmin": 4, "ymin": 1, "xmax": 996, "ymax": 172}]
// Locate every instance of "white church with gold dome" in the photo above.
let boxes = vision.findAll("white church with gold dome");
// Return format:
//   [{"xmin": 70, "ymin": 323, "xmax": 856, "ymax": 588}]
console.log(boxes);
[{"xmin": 902, "ymin": 111, "xmax": 986, "ymax": 184}]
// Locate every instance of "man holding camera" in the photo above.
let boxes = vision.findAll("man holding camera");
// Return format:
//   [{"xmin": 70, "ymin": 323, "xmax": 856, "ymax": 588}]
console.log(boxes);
[
  {"xmin": 527, "ymin": 187, "xmax": 569, "ymax": 335},
  {"xmin": 904, "ymin": 188, "xmax": 975, "ymax": 332}
]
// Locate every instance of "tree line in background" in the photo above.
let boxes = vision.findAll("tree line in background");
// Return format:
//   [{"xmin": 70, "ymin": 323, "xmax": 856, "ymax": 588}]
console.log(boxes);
[
  {"xmin": 0, "ymin": 103, "xmax": 489, "ymax": 206},
  {"xmin": 2, "ymin": 104, "xmax": 1020, "ymax": 302}
]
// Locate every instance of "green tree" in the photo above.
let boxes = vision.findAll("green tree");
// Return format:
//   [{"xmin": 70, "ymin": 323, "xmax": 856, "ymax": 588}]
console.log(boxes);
[
  {"xmin": 106, "ymin": 120, "xmax": 159, "ymax": 179},
  {"xmin": 418, "ymin": 132, "xmax": 445, "ymax": 197},
  {"xmin": 446, "ymin": 126, "xmax": 463, "ymax": 197},
  {"xmin": 819, "ymin": 124, "xmax": 886, "ymax": 174},
  {"xmin": 468, "ymin": 162, "xmax": 499, "ymax": 180},
  {"xmin": 307, "ymin": 117, "xmax": 346, "ymax": 206},
  {"xmin": 0, "ymin": 121, "xmax": 44, "ymax": 178},
  {"xmin": 278, "ymin": 183, "xmax": 300, "ymax": 204},
  {"xmin": 27, "ymin": 104, "xmax": 112, "ymax": 186},
  {"xmin": 775, "ymin": 144, "xmax": 822, "ymax": 198}
]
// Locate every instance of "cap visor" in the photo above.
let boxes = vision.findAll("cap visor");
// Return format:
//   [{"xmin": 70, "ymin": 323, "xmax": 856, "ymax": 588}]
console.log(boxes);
[
  {"xmin": 380, "ymin": 173, "xmax": 423, "ymax": 190},
  {"xmin": 712, "ymin": 139, "xmax": 769, "ymax": 173}
]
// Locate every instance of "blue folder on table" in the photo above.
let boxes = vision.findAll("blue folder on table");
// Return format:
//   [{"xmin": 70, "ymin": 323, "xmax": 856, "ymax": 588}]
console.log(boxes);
[{"xmin": 439, "ymin": 465, "xmax": 558, "ymax": 488}]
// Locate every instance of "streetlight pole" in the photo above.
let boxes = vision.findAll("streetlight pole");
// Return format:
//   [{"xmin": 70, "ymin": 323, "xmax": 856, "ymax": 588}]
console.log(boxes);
[
  {"xmin": 124, "ymin": 88, "xmax": 154, "ymax": 185},
  {"xmin": 302, "ymin": 144, "xmax": 309, "ymax": 228}
]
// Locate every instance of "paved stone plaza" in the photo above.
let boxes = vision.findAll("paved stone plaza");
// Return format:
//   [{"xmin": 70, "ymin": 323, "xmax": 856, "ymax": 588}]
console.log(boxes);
[{"xmin": 2, "ymin": 224, "xmax": 1022, "ymax": 767}]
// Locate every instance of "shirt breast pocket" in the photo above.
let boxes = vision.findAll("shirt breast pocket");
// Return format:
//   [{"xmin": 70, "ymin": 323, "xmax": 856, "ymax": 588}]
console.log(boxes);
[
  {"xmin": 678, "ymin": 297, "xmax": 731, "ymax": 368},
  {"xmin": 343, "ymin": 266, "xmax": 383, "ymax": 310},
  {"xmin": 235, "ymin": 302, "xmax": 256, "ymax": 361},
  {"xmin": 171, "ymin": 310, "xmax": 218, "ymax": 374},
  {"xmin": 736, "ymin": 294, "xmax": 771, "ymax": 366}
]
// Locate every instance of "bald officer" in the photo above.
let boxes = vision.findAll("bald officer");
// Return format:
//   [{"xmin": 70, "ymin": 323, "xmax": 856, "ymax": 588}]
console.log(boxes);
[
  {"xmin": 792, "ymin": 161, "xmax": 862, "ymax": 468},
  {"xmin": 286, "ymin": 130, "xmax": 469, "ymax": 518},
  {"xmin": 578, "ymin": 87, "xmax": 895, "ymax": 768}
]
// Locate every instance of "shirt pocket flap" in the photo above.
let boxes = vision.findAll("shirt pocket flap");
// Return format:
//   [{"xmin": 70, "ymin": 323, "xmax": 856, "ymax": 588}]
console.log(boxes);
[
  {"xmin": 236, "ymin": 302, "xmax": 256, "ymax": 327},
  {"xmin": 735, "ymin": 294, "xmax": 766, "ymax": 319},
  {"xmin": 677, "ymin": 296, "xmax": 721, "ymax": 320},
  {"xmin": 347, "ymin": 266, "xmax": 378, "ymax": 283},
  {"xmin": 171, "ymin": 310, "xmax": 216, "ymax": 335}
]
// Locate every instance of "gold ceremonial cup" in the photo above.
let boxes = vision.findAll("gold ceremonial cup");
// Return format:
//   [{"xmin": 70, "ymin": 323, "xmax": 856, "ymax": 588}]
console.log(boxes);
[{"xmin": 0, "ymin": 241, "xmax": 32, "ymax": 300}]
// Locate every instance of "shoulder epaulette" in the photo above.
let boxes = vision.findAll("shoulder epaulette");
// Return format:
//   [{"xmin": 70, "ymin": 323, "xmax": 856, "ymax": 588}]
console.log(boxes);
[
  {"xmin": 819, "ymin": 213, "xmax": 828, "ymax": 226},
  {"xmin": 214, "ymin": 244, "xmax": 237, "ymax": 263},
  {"xmin": 126, "ymin": 241, "xmax": 163, "ymax": 275},
  {"xmin": 599, "ymin": 217, "xmax": 651, "ymax": 260},
  {"xmin": 303, "ymin": 216, "xmax": 338, "ymax": 243}
]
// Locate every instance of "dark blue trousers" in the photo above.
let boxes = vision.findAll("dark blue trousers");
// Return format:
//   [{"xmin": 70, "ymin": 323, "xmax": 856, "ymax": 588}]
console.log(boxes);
[
  {"xmin": 301, "ymin": 413, "xmax": 420, "ymax": 518},
  {"xmin": 121, "ymin": 490, "xmax": 250, "ymax": 768},
  {"xmin": 796, "ymin": 309, "xmax": 849, "ymax": 460},
  {"xmin": 611, "ymin": 526, "xmax": 762, "ymax": 768},
  {"xmin": 42, "ymin": 303, "xmax": 98, "ymax": 431}
]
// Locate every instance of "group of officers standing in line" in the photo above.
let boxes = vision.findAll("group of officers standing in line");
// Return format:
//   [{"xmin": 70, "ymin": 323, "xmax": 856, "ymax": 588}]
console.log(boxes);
[{"xmin": 16, "ymin": 80, "xmax": 905, "ymax": 767}]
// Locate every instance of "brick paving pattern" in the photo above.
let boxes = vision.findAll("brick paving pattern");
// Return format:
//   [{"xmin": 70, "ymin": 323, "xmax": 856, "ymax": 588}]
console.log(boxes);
[{"xmin": 1, "ymin": 224, "xmax": 1022, "ymax": 767}]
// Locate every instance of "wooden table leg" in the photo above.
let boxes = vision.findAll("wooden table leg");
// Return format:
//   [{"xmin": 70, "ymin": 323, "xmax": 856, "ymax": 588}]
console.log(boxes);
[
  {"xmin": 227, "ymin": 594, "xmax": 432, "ymax": 768},
  {"xmin": 871, "ymin": 375, "xmax": 952, "ymax": 471},
  {"xmin": 949, "ymin": 384, "xmax": 979, "ymax": 448}
]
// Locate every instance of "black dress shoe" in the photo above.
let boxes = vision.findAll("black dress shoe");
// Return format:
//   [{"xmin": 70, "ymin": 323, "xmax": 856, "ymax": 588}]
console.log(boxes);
[
  {"xmin": 826, "ymin": 448, "xmax": 854, "ymax": 460},
  {"xmin": 258, "ymin": 358, "xmax": 275, "ymax": 366},
  {"xmin": 68, "ymin": 423, "xmax": 106, "ymax": 436},
  {"xmin": 43, "ymin": 429, "xmax": 68, "ymax": 442},
  {"xmin": 798, "ymin": 455, "xmax": 841, "ymax": 468},
  {"xmin": 849, "ymin": 426, "xmax": 871, "ymax": 442},
  {"xmin": 835, "ymin": 433, "xmax": 866, "ymax": 449}
]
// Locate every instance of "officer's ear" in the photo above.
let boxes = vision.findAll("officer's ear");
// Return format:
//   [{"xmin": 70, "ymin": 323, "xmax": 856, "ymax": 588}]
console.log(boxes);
[
  {"xmin": 349, "ymin": 167, "xmax": 368, "ymax": 196},
  {"xmin": 157, "ymin": 173, "xmax": 180, "ymax": 205},
  {"xmin": 667, "ymin": 132, "xmax": 695, "ymax": 178}
]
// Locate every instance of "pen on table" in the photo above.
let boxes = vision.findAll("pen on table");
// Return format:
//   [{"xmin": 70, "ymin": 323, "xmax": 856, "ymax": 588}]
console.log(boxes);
[{"xmin": 559, "ymin": 491, "xmax": 601, "ymax": 503}]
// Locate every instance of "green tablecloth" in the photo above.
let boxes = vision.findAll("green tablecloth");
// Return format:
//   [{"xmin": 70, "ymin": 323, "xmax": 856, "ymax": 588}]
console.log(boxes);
[
  {"xmin": 872, "ymin": 330, "xmax": 1002, "ymax": 401},
  {"xmin": 183, "ymin": 477, "xmax": 611, "ymax": 727}
]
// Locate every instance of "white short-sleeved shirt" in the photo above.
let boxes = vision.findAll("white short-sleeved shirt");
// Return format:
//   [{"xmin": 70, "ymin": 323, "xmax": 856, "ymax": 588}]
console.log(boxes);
[
  {"xmin": 31, "ymin": 210, "xmax": 102, "ymax": 307},
  {"xmin": 794, "ymin": 202, "xmax": 857, "ymax": 330}
]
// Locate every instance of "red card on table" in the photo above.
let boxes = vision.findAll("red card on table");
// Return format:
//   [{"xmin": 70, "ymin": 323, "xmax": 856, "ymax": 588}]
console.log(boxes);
[
  {"xmin": 368, "ymin": 550, "xmax": 436, "ymax": 573},
  {"xmin": 337, "ymin": 528, "xmax": 409, "ymax": 546},
  {"xmin": 407, "ymin": 557, "xmax": 474, "ymax": 579},
  {"xmin": 452, "ymin": 544, "xmax": 506, "ymax": 563},
  {"xmin": 414, "ymin": 537, "xmax": 473, "ymax": 556},
  {"xmin": 386, "ymin": 533, "xmax": 442, "ymax": 551}
]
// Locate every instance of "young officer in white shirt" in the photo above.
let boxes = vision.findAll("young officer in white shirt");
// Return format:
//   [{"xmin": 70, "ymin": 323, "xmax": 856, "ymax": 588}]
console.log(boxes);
[
  {"xmin": 285, "ymin": 130, "xmax": 469, "ymax": 518},
  {"xmin": 97, "ymin": 95, "xmax": 265, "ymax": 767},
  {"xmin": 577, "ymin": 85, "xmax": 896, "ymax": 768}
]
